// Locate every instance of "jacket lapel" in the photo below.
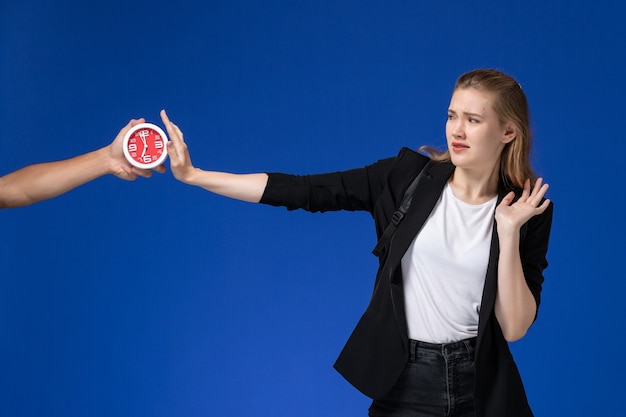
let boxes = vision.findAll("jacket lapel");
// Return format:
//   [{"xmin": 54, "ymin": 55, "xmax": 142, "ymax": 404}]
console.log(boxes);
[
  {"xmin": 476, "ymin": 186, "xmax": 517, "ymax": 350},
  {"xmin": 386, "ymin": 160, "xmax": 455, "ymax": 277},
  {"xmin": 383, "ymin": 161, "xmax": 454, "ymax": 344}
]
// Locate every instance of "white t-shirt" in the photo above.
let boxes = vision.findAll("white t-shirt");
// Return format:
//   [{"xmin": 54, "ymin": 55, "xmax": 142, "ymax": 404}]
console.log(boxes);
[{"xmin": 401, "ymin": 182, "xmax": 497, "ymax": 343}]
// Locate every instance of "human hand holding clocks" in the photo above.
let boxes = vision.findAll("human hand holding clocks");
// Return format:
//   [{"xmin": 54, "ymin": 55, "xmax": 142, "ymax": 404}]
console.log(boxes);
[
  {"xmin": 123, "ymin": 122, "xmax": 169, "ymax": 169},
  {"xmin": 107, "ymin": 118, "xmax": 167, "ymax": 181}
]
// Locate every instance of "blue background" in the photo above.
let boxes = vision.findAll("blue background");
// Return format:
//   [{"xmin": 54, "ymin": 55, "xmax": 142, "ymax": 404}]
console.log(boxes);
[{"xmin": 1, "ymin": 1, "xmax": 624, "ymax": 416}]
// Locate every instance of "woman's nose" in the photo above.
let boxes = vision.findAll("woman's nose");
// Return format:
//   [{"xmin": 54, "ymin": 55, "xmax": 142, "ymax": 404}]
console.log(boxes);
[{"xmin": 449, "ymin": 119, "xmax": 465, "ymax": 138}]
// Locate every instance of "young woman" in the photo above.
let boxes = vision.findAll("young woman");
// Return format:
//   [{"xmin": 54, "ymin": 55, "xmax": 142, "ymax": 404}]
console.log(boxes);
[
  {"xmin": 160, "ymin": 68, "xmax": 553, "ymax": 417},
  {"xmin": 0, "ymin": 118, "xmax": 165, "ymax": 209}
]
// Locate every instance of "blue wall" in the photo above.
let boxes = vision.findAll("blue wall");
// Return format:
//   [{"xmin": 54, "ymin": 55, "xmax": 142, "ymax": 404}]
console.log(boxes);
[{"xmin": 1, "ymin": 1, "xmax": 624, "ymax": 416}]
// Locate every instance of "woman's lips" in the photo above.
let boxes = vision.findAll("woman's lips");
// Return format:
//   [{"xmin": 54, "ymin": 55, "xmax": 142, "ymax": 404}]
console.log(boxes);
[{"xmin": 451, "ymin": 142, "xmax": 469, "ymax": 152}]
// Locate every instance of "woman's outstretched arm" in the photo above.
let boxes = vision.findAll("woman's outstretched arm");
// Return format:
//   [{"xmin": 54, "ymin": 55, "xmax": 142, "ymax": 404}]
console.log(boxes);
[{"xmin": 161, "ymin": 110, "xmax": 268, "ymax": 203}]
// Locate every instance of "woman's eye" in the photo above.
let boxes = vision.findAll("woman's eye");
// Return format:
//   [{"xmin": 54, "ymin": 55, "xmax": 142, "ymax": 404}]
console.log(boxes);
[{"xmin": 469, "ymin": 118, "xmax": 479, "ymax": 123}]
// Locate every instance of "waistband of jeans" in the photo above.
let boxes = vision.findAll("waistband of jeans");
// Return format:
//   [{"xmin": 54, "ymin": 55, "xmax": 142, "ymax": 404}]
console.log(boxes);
[{"xmin": 408, "ymin": 337, "xmax": 476, "ymax": 361}]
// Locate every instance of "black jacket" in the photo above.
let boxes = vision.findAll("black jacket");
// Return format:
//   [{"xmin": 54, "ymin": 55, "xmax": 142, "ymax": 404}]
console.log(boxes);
[{"xmin": 260, "ymin": 147, "xmax": 553, "ymax": 417}]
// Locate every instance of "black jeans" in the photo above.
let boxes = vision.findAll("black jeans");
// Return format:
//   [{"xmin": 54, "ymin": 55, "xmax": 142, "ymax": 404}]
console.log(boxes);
[{"xmin": 369, "ymin": 338, "xmax": 476, "ymax": 417}]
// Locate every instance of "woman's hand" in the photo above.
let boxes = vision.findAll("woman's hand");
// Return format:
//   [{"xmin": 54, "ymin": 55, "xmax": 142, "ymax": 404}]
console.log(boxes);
[
  {"xmin": 495, "ymin": 178, "xmax": 551, "ymax": 235},
  {"xmin": 160, "ymin": 109, "xmax": 197, "ymax": 184}
]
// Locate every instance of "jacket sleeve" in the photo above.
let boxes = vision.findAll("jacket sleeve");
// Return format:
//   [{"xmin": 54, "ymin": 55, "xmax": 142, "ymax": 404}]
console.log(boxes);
[
  {"xmin": 520, "ymin": 201, "xmax": 554, "ymax": 311},
  {"xmin": 259, "ymin": 155, "xmax": 399, "ymax": 214}
]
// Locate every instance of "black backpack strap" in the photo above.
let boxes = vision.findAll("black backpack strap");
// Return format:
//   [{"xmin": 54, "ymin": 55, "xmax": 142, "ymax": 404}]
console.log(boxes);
[{"xmin": 372, "ymin": 160, "xmax": 434, "ymax": 257}]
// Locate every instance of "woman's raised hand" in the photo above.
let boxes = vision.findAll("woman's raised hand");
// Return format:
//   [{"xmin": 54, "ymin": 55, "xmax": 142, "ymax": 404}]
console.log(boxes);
[{"xmin": 495, "ymin": 178, "xmax": 551, "ymax": 235}]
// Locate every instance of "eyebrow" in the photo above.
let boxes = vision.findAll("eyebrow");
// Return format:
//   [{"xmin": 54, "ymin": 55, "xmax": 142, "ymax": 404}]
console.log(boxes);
[{"xmin": 447, "ymin": 109, "xmax": 484, "ymax": 118}]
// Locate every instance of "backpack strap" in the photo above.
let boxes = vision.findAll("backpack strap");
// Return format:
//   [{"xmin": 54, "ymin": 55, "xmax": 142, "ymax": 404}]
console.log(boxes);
[{"xmin": 371, "ymin": 160, "xmax": 434, "ymax": 257}]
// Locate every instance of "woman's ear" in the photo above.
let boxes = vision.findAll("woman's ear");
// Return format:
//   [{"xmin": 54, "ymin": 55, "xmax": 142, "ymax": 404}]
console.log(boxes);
[{"xmin": 502, "ymin": 123, "xmax": 516, "ymax": 144}]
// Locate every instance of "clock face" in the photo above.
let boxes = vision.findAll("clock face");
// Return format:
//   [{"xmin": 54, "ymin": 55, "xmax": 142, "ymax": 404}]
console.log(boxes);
[{"xmin": 122, "ymin": 123, "xmax": 168, "ymax": 169}]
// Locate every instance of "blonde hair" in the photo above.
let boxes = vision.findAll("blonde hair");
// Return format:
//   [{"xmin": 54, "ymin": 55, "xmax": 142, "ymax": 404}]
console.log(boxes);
[{"xmin": 420, "ymin": 69, "xmax": 535, "ymax": 189}]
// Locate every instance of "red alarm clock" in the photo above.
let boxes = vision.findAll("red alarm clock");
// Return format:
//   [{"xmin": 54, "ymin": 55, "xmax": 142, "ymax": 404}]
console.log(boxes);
[{"xmin": 122, "ymin": 123, "xmax": 168, "ymax": 169}]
